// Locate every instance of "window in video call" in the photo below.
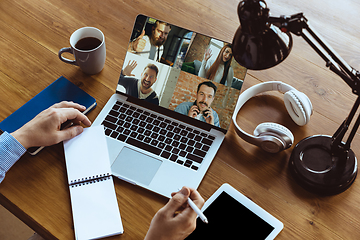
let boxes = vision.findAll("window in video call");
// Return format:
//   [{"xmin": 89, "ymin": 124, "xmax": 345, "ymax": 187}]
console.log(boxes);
[{"xmin": 117, "ymin": 15, "xmax": 247, "ymax": 130}]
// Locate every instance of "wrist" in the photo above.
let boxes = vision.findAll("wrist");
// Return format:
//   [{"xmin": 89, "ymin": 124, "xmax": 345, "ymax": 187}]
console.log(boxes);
[
  {"xmin": 128, "ymin": 42, "xmax": 134, "ymax": 53},
  {"xmin": 11, "ymin": 129, "xmax": 31, "ymax": 149},
  {"xmin": 129, "ymin": 41, "xmax": 136, "ymax": 53}
]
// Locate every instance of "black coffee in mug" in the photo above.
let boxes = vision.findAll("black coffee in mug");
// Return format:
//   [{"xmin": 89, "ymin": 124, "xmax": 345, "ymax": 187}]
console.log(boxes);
[
  {"xmin": 75, "ymin": 37, "xmax": 102, "ymax": 51},
  {"xmin": 59, "ymin": 27, "xmax": 106, "ymax": 74}
]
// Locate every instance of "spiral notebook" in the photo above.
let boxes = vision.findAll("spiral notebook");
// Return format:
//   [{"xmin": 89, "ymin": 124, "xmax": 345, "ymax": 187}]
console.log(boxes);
[{"xmin": 64, "ymin": 125, "xmax": 123, "ymax": 240}]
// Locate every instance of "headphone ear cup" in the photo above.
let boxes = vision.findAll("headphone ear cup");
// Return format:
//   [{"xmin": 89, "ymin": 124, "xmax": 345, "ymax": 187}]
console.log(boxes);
[
  {"xmin": 284, "ymin": 90, "xmax": 313, "ymax": 126},
  {"xmin": 254, "ymin": 122, "xmax": 294, "ymax": 153}
]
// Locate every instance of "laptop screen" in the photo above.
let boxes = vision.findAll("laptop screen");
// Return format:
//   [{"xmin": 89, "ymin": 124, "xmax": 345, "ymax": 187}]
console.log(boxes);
[{"xmin": 117, "ymin": 15, "xmax": 247, "ymax": 131}]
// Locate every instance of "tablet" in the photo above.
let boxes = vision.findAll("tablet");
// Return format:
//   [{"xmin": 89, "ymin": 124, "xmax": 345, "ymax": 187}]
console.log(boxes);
[{"xmin": 186, "ymin": 183, "xmax": 283, "ymax": 239}]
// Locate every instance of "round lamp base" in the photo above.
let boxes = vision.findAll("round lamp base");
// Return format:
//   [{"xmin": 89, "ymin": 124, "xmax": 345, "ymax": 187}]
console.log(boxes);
[{"xmin": 289, "ymin": 135, "xmax": 357, "ymax": 195}]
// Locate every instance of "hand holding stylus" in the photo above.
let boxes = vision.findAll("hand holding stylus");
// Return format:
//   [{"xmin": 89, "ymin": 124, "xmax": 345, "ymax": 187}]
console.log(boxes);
[{"xmin": 144, "ymin": 187, "xmax": 205, "ymax": 240}]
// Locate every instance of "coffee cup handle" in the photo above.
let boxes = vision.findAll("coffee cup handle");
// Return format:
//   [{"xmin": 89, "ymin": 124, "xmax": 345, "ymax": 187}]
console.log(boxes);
[{"xmin": 58, "ymin": 47, "xmax": 78, "ymax": 66}]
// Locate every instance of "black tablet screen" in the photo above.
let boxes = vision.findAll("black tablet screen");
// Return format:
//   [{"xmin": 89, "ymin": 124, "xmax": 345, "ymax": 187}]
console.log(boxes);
[{"xmin": 186, "ymin": 192, "xmax": 274, "ymax": 239}]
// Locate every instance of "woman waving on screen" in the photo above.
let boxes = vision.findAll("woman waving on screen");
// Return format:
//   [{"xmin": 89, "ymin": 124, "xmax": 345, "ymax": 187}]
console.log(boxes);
[{"xmin": 198, "ymin": 44, "xmax": 234, "ymax": 87}]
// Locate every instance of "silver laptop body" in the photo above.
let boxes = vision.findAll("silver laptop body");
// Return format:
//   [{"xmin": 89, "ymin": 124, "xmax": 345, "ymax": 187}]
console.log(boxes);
[{"xmin": 93, "ymin": 15, "xmax": 245, "ymax": 198}]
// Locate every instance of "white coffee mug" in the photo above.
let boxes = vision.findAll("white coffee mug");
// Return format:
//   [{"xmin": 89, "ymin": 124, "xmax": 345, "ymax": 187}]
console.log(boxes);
[{"xmin": 59, "ymin": 27, "xmax": 106, "ymax": 75}]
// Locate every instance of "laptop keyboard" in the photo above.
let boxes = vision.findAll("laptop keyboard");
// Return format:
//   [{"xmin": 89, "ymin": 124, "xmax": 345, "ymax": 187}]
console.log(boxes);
[{"xmin": 101, "ymin": 101, "xmax": 215, "ymax": 171}]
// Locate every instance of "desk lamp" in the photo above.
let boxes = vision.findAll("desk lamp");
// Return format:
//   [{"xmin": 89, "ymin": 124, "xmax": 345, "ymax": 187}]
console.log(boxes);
[{"xmin": 232, "ymin": 0, "xmax": 359, "ymax": 195}]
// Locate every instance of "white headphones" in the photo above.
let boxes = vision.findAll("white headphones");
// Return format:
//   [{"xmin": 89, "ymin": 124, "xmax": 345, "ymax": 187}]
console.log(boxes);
[{"xmin": 232, "ymin": 81, "xmax": 313, "ymax": 153}]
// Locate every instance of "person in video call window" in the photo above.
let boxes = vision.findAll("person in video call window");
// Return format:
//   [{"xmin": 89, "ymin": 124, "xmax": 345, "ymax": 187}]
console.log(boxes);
[
  {"xmin": 198, "ymin": 44, "xmax": 234, "ymax": 87},
  {"xmin": 128, "ymin": 20, "xmax": 172, "ymax": 62},
  {"xmin": 119, "ymin": 61, "xmax": 160, "ymax": 105},
  {"xmin": 175, "ymin": 81, "xmax": 220, "ymax": 127}
]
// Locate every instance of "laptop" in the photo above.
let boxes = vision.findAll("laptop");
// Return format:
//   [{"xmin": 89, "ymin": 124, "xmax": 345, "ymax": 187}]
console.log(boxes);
[{"xmin": 92, "ymin": 14, "xmax": 247, "ymax": 198}]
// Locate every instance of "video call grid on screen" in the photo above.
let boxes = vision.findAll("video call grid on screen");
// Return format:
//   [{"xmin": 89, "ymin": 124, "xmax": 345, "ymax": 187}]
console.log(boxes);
[{"xmin": 117, "ymin": 15, "xmax": 247, "ymax": 130}]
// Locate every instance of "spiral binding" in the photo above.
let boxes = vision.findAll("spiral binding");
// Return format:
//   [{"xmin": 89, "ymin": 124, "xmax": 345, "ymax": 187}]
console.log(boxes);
[{"xmin": 69, "ymin": 173, "xmax": 111, "ymax": 188}]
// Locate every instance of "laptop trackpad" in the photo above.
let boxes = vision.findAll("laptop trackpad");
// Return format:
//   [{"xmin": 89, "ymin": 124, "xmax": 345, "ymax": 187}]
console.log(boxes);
[{"xmin": 111, "ymin": 147, "xmax": 162, "ymax": 186}]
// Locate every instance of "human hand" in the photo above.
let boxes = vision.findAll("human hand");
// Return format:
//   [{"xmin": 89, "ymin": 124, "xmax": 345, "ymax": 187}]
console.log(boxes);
[
  {"xmin": 204, "ymin": 48, "xmax": 212, "ymax": 61},
  {"xmin": 122, "ymin": 60, "xmax": 137, "ymax": 76},
  {"xmin": 203, "ymin": 108, "xmax": 214, "ymax": 125},
  {"xmin": 144, "ymin": 187, "xmax": 205, "ymax": 240},
  {"xmin": 188, "ymin": 105, "xmax": 200, "ymax": 118},
  {"xmin": 131, "ymin": 30, "xmax": 146, "ymax": 52},
  {"xmin": 11, "ymin": 101, "xmax": 91, "ymax": 149}
]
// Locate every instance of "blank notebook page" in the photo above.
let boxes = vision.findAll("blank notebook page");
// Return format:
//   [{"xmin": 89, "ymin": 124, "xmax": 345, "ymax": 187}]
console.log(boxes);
[{"xmin": 64, "ymin": 125, "xmax": 123, "ymax": 240}]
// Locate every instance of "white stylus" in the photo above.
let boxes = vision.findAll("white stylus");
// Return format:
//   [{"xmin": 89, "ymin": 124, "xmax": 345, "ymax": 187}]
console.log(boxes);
[{"xmin": 187, "ymin": 197, "xmax": 208, "ymax": 224}]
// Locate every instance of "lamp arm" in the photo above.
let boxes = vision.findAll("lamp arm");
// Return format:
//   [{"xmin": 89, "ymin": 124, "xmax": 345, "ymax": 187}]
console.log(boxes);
[
  {"xmin": 300, "ymin": 30, "xmax": 358, "ymax": 94},
  {"xmin": 331, "ymin": 96, "xmax": 360, "ymax": 154},
  {"xmin": 269, "ymin": 13, "xmax": 360, "ymax": 153},
  {"xmin": 270, "ymin": 14, "xmax": 360, "ymax": 92}
]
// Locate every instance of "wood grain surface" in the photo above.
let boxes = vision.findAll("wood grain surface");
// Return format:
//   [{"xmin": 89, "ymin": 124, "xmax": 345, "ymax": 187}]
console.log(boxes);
[{"xmin": 1, "ymin": 0, "xmax": 360, "ymax": 239}]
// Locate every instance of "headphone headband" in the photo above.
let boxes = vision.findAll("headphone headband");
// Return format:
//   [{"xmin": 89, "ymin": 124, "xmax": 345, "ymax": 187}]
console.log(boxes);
[{"xmin": 235, "ymin": 81, "xmax": 295, "ymax": 108}]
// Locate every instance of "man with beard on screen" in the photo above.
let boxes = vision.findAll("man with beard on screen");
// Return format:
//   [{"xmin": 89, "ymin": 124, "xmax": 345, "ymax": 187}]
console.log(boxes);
[
  {"xmin": 119, "ymin": 62, "xmax": 160, "ymax": 105},
  {"xmin": 174, "ymin": 81, "xmax": 220, "ymax": 127},
  {"xmin": 128, "ymin": 20, "xmax": 171, "ymax": 62}
]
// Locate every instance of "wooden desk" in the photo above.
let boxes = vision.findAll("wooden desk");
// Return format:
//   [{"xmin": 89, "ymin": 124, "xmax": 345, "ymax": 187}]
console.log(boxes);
[{"xmin": 1, "ymin": 0, "xmax": 360, "ymax": 239}]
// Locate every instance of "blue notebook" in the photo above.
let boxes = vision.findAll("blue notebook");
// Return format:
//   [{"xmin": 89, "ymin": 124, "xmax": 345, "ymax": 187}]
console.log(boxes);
[{"xmin": 0, "ymin": 76, "xmax": 96, "ymax": 154}]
